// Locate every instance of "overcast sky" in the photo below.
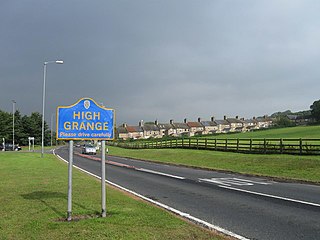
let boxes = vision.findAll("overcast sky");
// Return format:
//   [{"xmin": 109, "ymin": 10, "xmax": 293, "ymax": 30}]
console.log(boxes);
[{"xmin": 1, "ymin": 0, "xmax": 319, "ymax": 126}]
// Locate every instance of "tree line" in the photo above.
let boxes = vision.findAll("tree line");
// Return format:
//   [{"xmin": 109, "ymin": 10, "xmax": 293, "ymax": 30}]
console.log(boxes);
[{"xmin": 0, "ymin": 110, "xmax": 56, "ymax": 146}]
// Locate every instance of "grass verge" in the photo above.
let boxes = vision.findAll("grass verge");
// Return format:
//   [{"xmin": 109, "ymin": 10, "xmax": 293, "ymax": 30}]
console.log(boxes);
[
  {"xmin": 200, "ymin": 125, "xmax": 320, "ymax": 139},
  {"xmin": 0, "ymin": 152, "xmax": 225, "ymax": 240},
  {"xmin": 107, "ymin": 146, "xmax": 320, "ymax": 184}
]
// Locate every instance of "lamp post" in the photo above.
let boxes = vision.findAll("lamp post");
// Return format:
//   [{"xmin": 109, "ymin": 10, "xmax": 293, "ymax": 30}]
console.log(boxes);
[
  {"xmin": 12, "ymin": 100, "xmax": 16, "ymax": 151},
  {"xmin": 41, "ymin": 60, "xmax": 63, "ymax": 158},
  {"xmin": 50, "ymin": 113, "xmax": 54, "ymax": 147}
]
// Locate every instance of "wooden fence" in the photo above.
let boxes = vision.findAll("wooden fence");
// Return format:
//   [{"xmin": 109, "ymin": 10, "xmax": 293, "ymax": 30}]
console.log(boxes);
[{"xmin": 108, "ymin": 138, "xmax": 320, "ymax": 155}]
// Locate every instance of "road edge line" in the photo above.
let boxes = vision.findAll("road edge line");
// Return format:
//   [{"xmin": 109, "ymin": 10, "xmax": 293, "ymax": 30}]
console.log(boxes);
[{"xmin": 219, "ymin": 185, "xmax": 320, "ymax": 207}]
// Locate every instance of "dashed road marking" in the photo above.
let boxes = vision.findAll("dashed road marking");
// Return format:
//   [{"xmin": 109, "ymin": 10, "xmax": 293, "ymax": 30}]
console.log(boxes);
[{"xmin": 136, "ymin": 168, "xmax": 186, "ymax": 180}]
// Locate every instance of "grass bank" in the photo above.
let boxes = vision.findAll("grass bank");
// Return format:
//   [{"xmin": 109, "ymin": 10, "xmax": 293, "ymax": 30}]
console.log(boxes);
[
  {"xmin": 107, "ymin": 146, "xmax": 320, "ymax": 183},
  {"xmin": 0, "ymin": 152, "xmax": 224, "ymax": 240},
  {"xmin": 201, "ymin": 125, "xmax": 320, "ymax": 139}
]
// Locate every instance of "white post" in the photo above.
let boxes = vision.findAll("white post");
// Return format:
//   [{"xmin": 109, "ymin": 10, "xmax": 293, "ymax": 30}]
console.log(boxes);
[
  {"xmin": 51, "ymin": 114, "xmax": 54, "ymax": 147},
  {"xmin": 12, "ymin": 100, "xmax": 16, "ymax": 150},
  {"xmin": 67, "ymin": 140, "xmax": 73, "ymax": 221},
  {"xmin": 101, "ymin": 140, "xmax": 106, "ymax": 217}
]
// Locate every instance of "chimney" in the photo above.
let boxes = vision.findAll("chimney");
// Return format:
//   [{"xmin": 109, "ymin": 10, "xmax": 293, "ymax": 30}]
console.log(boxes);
[
  {"xmin": 122, "ymin": 123, "xmax": 127, "ymax": 128},
  {"xmin": 224, "ymin": 115, "xmax": 227, "ymax": 120},
  {"xmin": 236, "ymin": 116, "xmax": 239, "ymax": 119},
  {"xmin": 211, "ymin": 116, "xmax": 215, "ymax": 122},
  {"xmin": 155, "ymin": 119, "xmax": 158, "ymax": 125},
  {"xmin": 139, "ymin": 120, "xmax": 144, "ymax": 127},
  {"xmin": 253, "ymin": 116, "xmax": 256, "ymax": 120},
  {"xmin": 184, "ymin": 118, "xmax": 187, "ymax": 123},
  {"xmin": 170, "ymin": 119, "xmax": 173, "ymax": 124},
  {"xmin": 198, "ymin": 117, "xmax": 201, "ymax": 122}
]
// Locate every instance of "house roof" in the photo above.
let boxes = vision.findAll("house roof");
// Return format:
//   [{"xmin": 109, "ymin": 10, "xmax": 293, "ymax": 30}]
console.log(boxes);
[
  {"xmin": 244, "ymin": 119, "xmax": 256, "ymax": 124},
  {"xmin": 158, "ymin": 123, "xmax": 174, "ymax": 130},
  {"xmin": 126, "ymin": 126, "xmax": 143, "ymax": 133},
  {"xmin": 214, "ymin": 120, "xmax": 230, "ymax": 125},
  {"xmin": 201, "ymin": 121, "xmax": 217, "ymax": 127},
  {"xmin": 227, "ymin": 118, "xmax": 243, "ymax": 124},
  {"xmin": 143, "ymin": 124, "xmax": 160, "ymax": 131},
  {"xmin": 187, "ymin": 122, "xmax": 203, "ymax": 128},
  {"xmin": 117, "ymin": 126, "xmax": 128, "ymax": 134},
  {"xmin": 256, "ymin": 117, "xmax": 273, "ymax": 122},
  {"xmin": 173, "ymin": 123, "xmax": 190, "ymax": 129}
]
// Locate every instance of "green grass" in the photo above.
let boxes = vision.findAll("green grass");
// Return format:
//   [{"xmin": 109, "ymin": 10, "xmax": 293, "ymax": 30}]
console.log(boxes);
[
  {"xmin": 0, "ymin": 152, "xmax": 224, "ymax": 240},
  {"xmin": 107, "ymin": 146, "xmax": 320, "ymax": 183},
  {"xmin": 201, "ymin": 125, "xmax": 320, "ymax": 139}
]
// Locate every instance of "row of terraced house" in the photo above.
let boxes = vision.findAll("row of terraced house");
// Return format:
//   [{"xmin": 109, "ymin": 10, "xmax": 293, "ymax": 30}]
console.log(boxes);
[{"xmin": 117, "ymin": 116, "xmax": 273, "ymax": 140}]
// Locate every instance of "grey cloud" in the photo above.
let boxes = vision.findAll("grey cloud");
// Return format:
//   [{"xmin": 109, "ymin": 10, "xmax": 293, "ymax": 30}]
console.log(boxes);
[{"xmin": 1, "ymin": 0, "xmax": 319, "ymax": 126}]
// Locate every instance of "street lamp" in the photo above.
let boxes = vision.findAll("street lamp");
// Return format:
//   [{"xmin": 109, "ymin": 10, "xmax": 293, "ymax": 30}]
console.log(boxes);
[
  {"xmin": 41, "ymin": 60, "xmax": 63, "ymax": 158},
  {"xmin": 12, "ymin": 100, "xmax": 16, "ymax": 151}
]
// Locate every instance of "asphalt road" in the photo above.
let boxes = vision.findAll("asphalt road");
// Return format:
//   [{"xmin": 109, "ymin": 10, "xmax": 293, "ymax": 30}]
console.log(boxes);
[{"xmin": 55, "ymin": 146, "xmax": 320, "ymax": 240}]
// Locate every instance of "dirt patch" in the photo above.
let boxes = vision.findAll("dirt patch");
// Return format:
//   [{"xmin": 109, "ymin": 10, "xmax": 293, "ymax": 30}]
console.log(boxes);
[{"xmin": 56, "ymin": 213, "xmax": 105, "ymax": 222}]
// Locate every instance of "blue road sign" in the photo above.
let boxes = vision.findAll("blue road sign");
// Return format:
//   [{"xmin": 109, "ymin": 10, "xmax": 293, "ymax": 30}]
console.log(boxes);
[{"xmin": 56, "ymin": 98, "xmax": 115, "ymax": 140}]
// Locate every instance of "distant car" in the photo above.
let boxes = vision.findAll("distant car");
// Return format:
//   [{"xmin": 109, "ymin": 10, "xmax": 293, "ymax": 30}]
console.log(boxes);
[
  {"xmin": 3, "ymin": 143, "xmax": 21, "ymax": 151},
  {"xmin": 82, "ymin": 144, "xmax": 96, "ymax": 155}
]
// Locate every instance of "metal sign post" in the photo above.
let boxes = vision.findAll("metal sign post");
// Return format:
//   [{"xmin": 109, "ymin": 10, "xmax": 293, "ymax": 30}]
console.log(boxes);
[
  {"xmin": 67, "ymin": 140, "xmax": 73, "ymax": 221},
  {"xmin": 56, "ymin": 98, "xmax": 115, "ymax": 220},
  {"xmin": 101, "ymin": 140, "xmax": 106, "ymax": 217}
]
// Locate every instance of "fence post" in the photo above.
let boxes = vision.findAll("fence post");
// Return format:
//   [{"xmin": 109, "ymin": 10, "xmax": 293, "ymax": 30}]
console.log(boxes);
[
  {"xmin": 189, "ymin": 138, "xmax": 191, "ymax": 148},
  {"xmin": 225, "ymin": 139, "xmax": 228, "ymax": 151},
  {"xmin": 250, "ymin": 139, "xmax": 252, "ymax": 152},
  {"xmin": 280, "ymin": 138, "xmax": 283, "ymax": 154},
  {"xmin": 205, "ymin": 138, "xmax": 207, "ymax": 149},
  {"xmin": 197, "ymin": 138, "xmax": 199, "ymax": 149},
  {"xmin": 215, "ymin": 139, "xmax": 217, "ymax": 150},
  {"xmin": 236, "ymin": 138, "xmax": 239, "ymax": 152},
  {"xmin": 182, "ymin": 138, "xmax": 184, "ymax": 148},
  {"xmin": 300, "ymin": 138, "xmax": 302, "ymax": 155},
  {"xmin": 264, "ymin": 138, "xmax": 267, "ymax": 154},
  {"xmin": 176, "ymin": 139, "xmax": 178, "ymax": 148}
]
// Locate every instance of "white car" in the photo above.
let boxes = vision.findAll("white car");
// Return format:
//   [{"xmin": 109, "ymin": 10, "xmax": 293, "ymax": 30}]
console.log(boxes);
[{"xmin": 82, "ymin": 144, "xmax": 97, "ymax": 155}]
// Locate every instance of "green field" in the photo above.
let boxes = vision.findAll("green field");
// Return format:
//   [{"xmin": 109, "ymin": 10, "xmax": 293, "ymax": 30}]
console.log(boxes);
[
  {"xmin": 201, "ymin": 125, "xmax": 320, "ymax": 139},
  {"xmin": 0, "ymin": 152, "xmax": 224, "ymax": 240},
  {"xmin": 107, "ymin": 146, "xmax": 320, "ymax": 183}
]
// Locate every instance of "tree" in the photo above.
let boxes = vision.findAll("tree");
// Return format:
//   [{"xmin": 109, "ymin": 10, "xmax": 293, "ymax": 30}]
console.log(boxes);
[
  {"xmin": 310, "ymin": 99, "xmax": 320, "ymax": 122},
  {"xmin": 274, "ymin": 115, "xmax": 294, "ymax": 127},
  {"xmin": 0, "ymin": 109, "xmax": 51, "ymax": 146},
  {"xmin": 0, "ymin": 110, "xmax": 12, "ymax": 141}
]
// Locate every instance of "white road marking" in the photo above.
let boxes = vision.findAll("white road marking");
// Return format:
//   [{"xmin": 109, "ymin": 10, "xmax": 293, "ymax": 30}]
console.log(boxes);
[
  {"xmin": 54, "ymin": 152, "xmax": 249, "ymax": 240},
  {"xmin": 136, "ymin": 168, "xmax": 186, "ymax": 180},
  {"xmin": 232, "ymin": 178, "xmax": 272, "ymax": 185},
  {"xmin": 219, "ymin": 185, "xmax": 320, "ymax": 208},
  {"xmin": 199, "ymin": 177, "xmax": 272, "ymax": 187}
]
